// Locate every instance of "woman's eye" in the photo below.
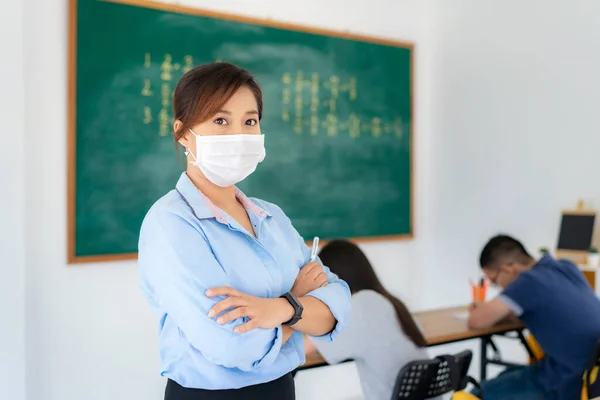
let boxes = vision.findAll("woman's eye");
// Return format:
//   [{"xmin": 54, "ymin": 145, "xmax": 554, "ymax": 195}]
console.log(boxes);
[
  {"xmin": 246, "ymin": 119, "xmax": 258, "ymax": 126},
  {"xmin": 214, "ymin": 118, "xmax": 228, "ymax": 125}
]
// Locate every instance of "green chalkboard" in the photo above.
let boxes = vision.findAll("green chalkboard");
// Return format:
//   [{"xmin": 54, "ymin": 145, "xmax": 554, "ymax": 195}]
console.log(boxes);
[{"xmin": 68, "ymin": 0, "xmax": 414, "ymax": 263}]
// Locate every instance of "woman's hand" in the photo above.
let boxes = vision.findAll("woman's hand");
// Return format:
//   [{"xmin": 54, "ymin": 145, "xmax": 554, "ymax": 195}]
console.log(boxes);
[
  {"xmin": 206, "ymin": 287, "xmax": 294, "ymax": 333},
  {"xmin": 291, "ymin": 262, "xmax": 328, "ymax": 297}
]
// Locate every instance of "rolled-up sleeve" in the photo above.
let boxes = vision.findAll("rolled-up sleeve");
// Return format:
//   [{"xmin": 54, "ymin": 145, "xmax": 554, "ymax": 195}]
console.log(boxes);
[
  {"xmin": 304, "ymin": 254, "xmax": 352, "ymax": 341},
  {"xmin": 265, "ymin": 203, "xmax": 351, "ymax": 341},
  {"xmin": 138, "ymin": 210, "xmax": 283, "ymax": 371},
  {"xmin": 290, "ymin": 220, "xmax": 351, "ymax": 341}
]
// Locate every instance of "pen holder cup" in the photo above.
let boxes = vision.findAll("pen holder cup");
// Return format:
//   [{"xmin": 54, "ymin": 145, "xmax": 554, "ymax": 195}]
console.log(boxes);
[{"xmin": 472, "ymin": 285, "xmax": 487, "ymax": 303}]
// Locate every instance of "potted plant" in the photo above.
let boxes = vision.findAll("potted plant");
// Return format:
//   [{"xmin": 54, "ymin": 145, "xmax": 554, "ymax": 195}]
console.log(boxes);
[{"xmin": 588, "ymin": 247, "xmax": 600, "ymax": 267}]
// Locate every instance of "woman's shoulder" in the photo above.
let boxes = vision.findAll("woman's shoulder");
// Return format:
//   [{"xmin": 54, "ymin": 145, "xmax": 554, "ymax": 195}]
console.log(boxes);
[
  {"xmin": 245, "ymin": 196, "xmax": 297, "ymax": 229},
  {"xmin": 246, "ymin": 196, "xmax": 285, "ymax": 218},
  {"xmin": 141, "ymin": 190, "xmax": 194, "ymax": 230}
]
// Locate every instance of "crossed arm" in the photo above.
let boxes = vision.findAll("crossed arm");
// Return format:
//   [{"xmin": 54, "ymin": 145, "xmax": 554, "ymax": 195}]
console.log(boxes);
[{"xmin": 207, "ymin": 261, "xmax": 348, "ymax": 341}]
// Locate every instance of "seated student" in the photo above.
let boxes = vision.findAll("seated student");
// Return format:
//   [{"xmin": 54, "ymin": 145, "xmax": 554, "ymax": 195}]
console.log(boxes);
[
  {"xmin": 305, "ymin": 239, "xmax": 434, "ymax": 400},
  {"xmin": 468, "ymin": 234, "xmax": 600, "ymax": 400}
]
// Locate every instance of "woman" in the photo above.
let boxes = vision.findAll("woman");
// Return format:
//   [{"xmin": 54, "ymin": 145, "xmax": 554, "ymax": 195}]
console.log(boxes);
[
  {"xmin": 138, "ymin": 62, "xmax": 351, "ymax": 400},
  {"xmin": 307, "ymin": 239, "xmax": 430, "ymax": 400}
]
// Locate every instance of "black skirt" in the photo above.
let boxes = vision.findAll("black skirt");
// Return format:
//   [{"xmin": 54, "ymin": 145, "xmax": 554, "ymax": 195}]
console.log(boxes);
[{"xmin": 164, "ymin": 373, "xmax": 295, "ymax": 400}]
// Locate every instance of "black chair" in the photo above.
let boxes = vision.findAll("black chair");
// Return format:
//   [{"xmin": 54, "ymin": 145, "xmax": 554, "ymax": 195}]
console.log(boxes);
[{"xmin": 391, "ymin": 350, "xmax": 477, "ymax": 399}]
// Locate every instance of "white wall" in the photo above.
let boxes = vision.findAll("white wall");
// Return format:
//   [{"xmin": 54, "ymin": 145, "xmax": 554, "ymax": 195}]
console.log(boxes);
[
  {"xmin": 0, "ymin": 0, "xmax": 26, "ymax": 399},
  {"xmin": 425, "ymin": 0, "xmax": 600, "ymax": 301},
  {"xmin": 10, "ymin": 0, "xmax": 600, "ymax": 399},
  {"xmin": 416, "ymin": 0, "xmax": 600, "ymax": 392}
]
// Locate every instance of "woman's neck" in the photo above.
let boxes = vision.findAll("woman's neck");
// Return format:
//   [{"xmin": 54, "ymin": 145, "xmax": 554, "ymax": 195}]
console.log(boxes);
[{"xmin": 186, "ymin": 167, "xmax": 237, "ymax": 209}]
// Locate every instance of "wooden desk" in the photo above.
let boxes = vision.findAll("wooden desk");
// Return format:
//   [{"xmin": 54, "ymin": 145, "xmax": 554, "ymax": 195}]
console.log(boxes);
[
  {"xmin": 300, "ymin": 306, "xmax": 527, "ymax": 380},
  {"xmin": 416, "ymin": 306, "xmax": 523, "ymax": 345}
]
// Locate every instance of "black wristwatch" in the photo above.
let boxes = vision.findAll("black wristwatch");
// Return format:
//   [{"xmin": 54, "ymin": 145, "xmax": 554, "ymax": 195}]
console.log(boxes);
[{"xmin": 280, "ymin": 292, "xmax": 303, "ymax": 326}]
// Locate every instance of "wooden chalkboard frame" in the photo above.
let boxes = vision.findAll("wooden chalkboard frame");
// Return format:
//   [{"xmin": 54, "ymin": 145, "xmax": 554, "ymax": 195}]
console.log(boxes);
[{"xmin": 67, "ymin": 0, "xmax": 415, "ymax": 264}]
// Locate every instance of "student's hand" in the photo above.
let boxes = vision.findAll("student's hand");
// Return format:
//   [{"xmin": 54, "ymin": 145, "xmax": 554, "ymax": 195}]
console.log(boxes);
[
  {"xmin": 290, "ymin": 261, "xmax": 328, "ymax": 297},
  {"xmin": 468, "ymin": 301, "xmax": 482, "ymax": 312},
  {"xmin": 206, "ymin": 286, "xmax": 294, "ymax": 333}
]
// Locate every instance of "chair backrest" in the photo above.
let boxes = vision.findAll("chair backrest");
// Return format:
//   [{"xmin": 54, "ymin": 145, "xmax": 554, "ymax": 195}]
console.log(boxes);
[
  {"xmin": 448, "ymin": 350, "xmax": 474, "ymax": 391},
  {"xmin": 391, "ymin": 350, "xmax": 473, "ymax": 400}
]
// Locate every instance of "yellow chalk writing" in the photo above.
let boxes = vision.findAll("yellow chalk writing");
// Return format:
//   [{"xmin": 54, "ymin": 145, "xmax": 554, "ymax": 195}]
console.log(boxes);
[
  {"xmin": 310, "ymin": 73, "xmax": 319, "ymax": 136},
  {"xmin": 161, "ymin": 83, "xmax": 170, "ymax": 108},
  {"xmin": 348, "ymin": 114, "xmax": 360, "ymax": 138},
  {"xmin": 340, "ymin": 77, "xmax": 357, "ymax": 101},
  {"xmin": 323, "ymin": 75, "xmax": 340, "ymax": 114},
  {"xmin": 294, "ymin": 71, "xmax": 304, "ymax": 134},
  {"xmin": 159, "ymin": 109, "xmax": 169, "ymax": 137},
  {"xmin": 323, "ymin": 113, "xmax": 337, "ymax": 136},
  {"xmin": 143, "ymin": 107, "xmax": 152, "ymax": 124},
  {"xmin": 371, "ymin": 117, "xmax": 382, "ymax": 137},
  {"xmin": 394, "ymin": 117, "xmax": 403, "ymax": 139},
  {"xmin": 182, "ymin": 55, "xmax": 194, "ymax": 74},
  {"xmin": 161, "ymin": 54, "xmax": 173, "ymax": 81},
  {"xmin": 141, "ymin": 79, "xmax": 153, "ymax": 97}
]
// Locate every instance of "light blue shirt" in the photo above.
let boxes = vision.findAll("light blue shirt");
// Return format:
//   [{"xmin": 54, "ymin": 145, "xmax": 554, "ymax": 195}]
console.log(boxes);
[{"xmin": 138, "ymin": 172, "xmax": 351, "ymax": 390}]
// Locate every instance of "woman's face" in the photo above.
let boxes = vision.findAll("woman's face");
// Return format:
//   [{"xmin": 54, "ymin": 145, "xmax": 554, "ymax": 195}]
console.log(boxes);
[{"xmin": 176, "ymin": 85, "xmax": 261, "ymax": 149}]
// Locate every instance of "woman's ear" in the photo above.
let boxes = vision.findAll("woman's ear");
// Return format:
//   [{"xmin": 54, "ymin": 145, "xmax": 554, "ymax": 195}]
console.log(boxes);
[{"xmin": 174, "ymin": 120, "xmax": 189, "ymax": 148}]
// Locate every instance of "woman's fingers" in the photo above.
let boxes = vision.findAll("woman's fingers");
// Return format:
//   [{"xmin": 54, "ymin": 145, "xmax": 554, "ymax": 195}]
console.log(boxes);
[
  {"xmin": 299, "ymin": 262, "xmax": 319, "ymax": 276},
  {"xmin": 206, "ymin": 286, "xmax": 242, "ymax": 298},
  {"xmin": 234, "ymin": 319, "xmax": 258, "ymax": 334},
  {"xmin": 216, "ymin": 306, "xmax": 249, "ymax": 325},
  {"xmin": 315, "ymin": 272, "xmax": 329, "ymax": 287},
  {"xmin": 208, "ymin": 296, "xmax": 247, "ymax": 318}
]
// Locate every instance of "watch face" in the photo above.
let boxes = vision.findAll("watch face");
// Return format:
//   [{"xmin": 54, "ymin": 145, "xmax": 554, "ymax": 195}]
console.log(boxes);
[{"xmin": 288, "ymin": 293, "xmax": 301, "ymax": 308}]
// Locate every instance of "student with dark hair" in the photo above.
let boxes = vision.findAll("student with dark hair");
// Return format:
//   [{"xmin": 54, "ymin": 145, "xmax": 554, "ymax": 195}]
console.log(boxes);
[
  {"xmin": 137, "ymin": 62, "xmax": 351, "ymax": 400},
  {"xmin": 468, "ymin": 234, "xmax": 600, "ymax": 400},
  {"xmin": 306, "ymin": 239, "xmax": 431, "ymax": 400}
]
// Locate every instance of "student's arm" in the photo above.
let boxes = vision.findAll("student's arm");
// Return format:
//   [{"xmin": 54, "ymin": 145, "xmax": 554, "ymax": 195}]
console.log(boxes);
[
  {"xmin": 467, "ymin": 298, "xmax": 514, "ymax": 329},
  {"xmin": 138, "ymin": 211, "xmax": 289, "ymax": 372},
  {"xmin": 468, "ymin": 274, "xmax": 536, "ymax": 330}
]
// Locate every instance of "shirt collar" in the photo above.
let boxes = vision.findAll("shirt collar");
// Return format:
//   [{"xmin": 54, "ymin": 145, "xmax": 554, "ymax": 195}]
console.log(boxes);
[{"xmin": 175, "ymin": 172, "xmax": 271, "ymax": 223}]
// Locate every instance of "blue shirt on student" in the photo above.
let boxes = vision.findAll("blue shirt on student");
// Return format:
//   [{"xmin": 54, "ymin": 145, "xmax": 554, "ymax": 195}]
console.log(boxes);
[
  {"xmin": 138, "ymin": 172, "xmax": 351, "ymax": 390},
  {"xmin": 498, "ymin": 254, "xmax": 600, "ymax": 400}
]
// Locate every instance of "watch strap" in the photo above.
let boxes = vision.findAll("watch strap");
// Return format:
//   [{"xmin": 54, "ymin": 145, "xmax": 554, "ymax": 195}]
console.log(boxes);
[{"xmin": 280, "ymin": 292, "xmax": 303, "ymax": 326}]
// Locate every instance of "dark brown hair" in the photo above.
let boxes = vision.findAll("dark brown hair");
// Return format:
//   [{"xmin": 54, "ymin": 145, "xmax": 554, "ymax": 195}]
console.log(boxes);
[
  {"xmin": 172, "ymin": 62, "xmax": 263, "ymax": 143},
  {"xmin": 318, "ymin": 239, "xmax": 428, "ymax": 348},
  {"xmin": 479, "ymin": 234, "xmax": 533, "ymax": 269}
]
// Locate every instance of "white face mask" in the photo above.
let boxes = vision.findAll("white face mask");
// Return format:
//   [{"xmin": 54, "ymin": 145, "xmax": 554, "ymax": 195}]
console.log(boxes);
[{"xmin": 186, "ymin": 129, "xmax": 266, "ymax": 187}]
